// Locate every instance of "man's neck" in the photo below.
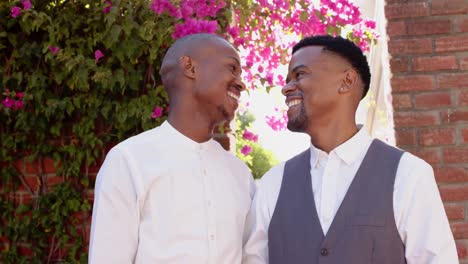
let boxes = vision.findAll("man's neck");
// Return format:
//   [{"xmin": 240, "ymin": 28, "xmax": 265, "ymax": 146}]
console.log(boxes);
[
  {"xmin": 167, "ymin": 110, "xmax": 214, "ymax": 143},
  {"xmin": 307, "ymin": 119, "xmax": 358, "ymax": 153}
]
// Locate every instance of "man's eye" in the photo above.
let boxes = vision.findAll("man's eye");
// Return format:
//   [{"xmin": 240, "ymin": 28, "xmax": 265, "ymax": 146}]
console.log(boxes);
[{"xmin": 296, "ymin": 72, "xmax": 305, "ymax": 77}]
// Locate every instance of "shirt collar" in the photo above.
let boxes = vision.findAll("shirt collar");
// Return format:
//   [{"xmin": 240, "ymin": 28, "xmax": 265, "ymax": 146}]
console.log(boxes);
[
  {"xmin": 309, "ymin": 126, "xmax": 372, "ymax": 167},
  {"xmin": 159, "ymin": 121, "xmax": 217, "ymax": 151}
]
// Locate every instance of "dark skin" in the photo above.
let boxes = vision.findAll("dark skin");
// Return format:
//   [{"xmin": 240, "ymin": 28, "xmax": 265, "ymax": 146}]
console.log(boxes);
[
  {"xmin": 282, "ymin": 46, "xmax": 364, "ymax": 153},
  {"xmin": 160, "ymin": 36, "xmax": 246, "ymax": 143}
]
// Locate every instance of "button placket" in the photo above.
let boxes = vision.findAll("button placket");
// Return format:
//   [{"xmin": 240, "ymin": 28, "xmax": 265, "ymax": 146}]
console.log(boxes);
[{"xmin": 199, "ymin": 146, "xmax": 216, "ymax": 262}]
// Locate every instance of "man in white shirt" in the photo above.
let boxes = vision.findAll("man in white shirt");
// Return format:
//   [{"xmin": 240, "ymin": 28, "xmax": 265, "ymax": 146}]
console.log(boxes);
[
  {"xmin": 89, "ymin": 33, "xmax": 255, "ymax": 263},
  {"xmin": 243, "ymin": 35, "xmax": 458, "ymax": 264}
]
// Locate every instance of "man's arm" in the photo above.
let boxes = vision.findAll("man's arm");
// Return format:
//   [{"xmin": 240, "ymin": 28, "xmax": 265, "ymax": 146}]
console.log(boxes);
[
  {"xmin": 89, "ymin": 147, "xmax": 140, "ymax": 263},
  {"xmin": 242, "ymin": 163, "xmax": 285, "ymax": 264},
  {"xmin": 395, "ymin": 154, "xmax": 458, "ymax": 264}
]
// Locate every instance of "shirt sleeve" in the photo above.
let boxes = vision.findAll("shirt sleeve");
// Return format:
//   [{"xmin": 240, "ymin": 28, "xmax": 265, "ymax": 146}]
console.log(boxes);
[
  {"xmin": 394, "ymin": 153, "xmax": 459, "ymax": 264},
  {"xmin": 89, "ymin": 147, "xmax": 140, "ymax": 263},
  {"xmin": 242, "ymin": 163, "xmax": 285, "ymax": 264}
]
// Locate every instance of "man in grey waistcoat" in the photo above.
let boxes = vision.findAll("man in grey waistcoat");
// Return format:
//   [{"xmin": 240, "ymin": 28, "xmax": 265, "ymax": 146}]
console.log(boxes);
[{"xmin": 242, "ymin": 35, "xmax": 458, "ymax": 264}]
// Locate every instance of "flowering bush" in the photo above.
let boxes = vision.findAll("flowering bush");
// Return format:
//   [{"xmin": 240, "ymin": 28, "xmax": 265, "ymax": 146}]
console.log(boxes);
[
  {"xmin": 236, "ymin": 111, "xmax": 278, "ymax": 179},
  {"xmin": 1, "ymin": 0, "xmax": 375, "ymax": 261}
]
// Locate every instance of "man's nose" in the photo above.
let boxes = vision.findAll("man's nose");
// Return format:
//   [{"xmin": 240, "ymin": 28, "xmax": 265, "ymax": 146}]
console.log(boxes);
[
  {"xmin": 235, "ymin": 77, "xmax": 247, "ymax": 92},
  {"xmin": 281, "ymin": 81, "xmax": 296, "ymax": 96}
]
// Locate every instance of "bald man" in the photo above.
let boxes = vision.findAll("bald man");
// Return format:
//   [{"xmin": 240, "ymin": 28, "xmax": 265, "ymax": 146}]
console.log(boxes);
[{"xmin": 89, "ymin": 34, "xmax": 255, "ymax": 263}]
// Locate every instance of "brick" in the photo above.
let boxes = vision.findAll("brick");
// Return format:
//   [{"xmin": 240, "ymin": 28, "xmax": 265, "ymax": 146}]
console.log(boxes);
[
  {"xmin": 456, "ymin": 18, "xmax": 468, "ymax": 33},
  {"xmin": 394, "ymin": 111, "xmax": 438, "ymax": 127},
  {"xmin": 17, "ymin": 175, "xmax": 39, "ymax": 192},
  {"xmin": 414, "ymin": 92, "xmax": 452, "ymax": 109},
  {"xmin": 391, "ymin": 75, "xmax": 435, "ymax": 92},
  {"xmin": 434, "ymin": 166, "xmax": 468, "ymax": 182},
  {"xmin": 459, "ymin": 90, "xmax": 468, "ymax": 105},
  {"xmin": 431, "ymin": 0, "xmax": 468, "ymax": 15},
  {"xmin": 389, "ymin": 38, "xmax": 433, "ymax": 55},
  {"xmin": 392, "ymin": 93, "xmax": 412, "ymax": 109},
  {"xmin": 461, "ymin": 57, "xmax": 468, "ymax": 70},
  {"xmin": 385, "ymin": 2, "xmax": 430, "ymax": 19},
  {"xmin": 444, "ymin": 147, "xmax": 468, "ymax": 163},
  {"xmin": 444, "ymin": 204, "xmax": 465, "ymax": 220},
  {"xmin": 47, "ymin": 176, "xmax": 63, "ymax": 188},
  {"xmin": 407, "ymin": 148, "xmax": 442, "ymax": 164},
  {"xmin": 457, "ymin": 241, "xmax": 468, "ymax": 259},
  {"xmin": 390, "ymin": 57, "xmax": 410, "ymax": 73},
  {"xmin": 419, "ymin": 127, "xmax": 455, "ymax": 146},
  {"xmin": 438, "ymin": 73, "xmax": 468, "ymax": 89},
  {"xmin": 407, "ymin": 20, "xmax": 451, "ymax": 36},
  {"xmin": 42, "ymin": 158, "xmax": 61, "ymax": 174},
  {"xmin": 436, "ymin": 35, "xmax": 468, "ymax": 52},
  {"xmin": 387, "ymin": 21, "xmax": 407, "ymax": 36},
  {"xmin": 25, "ymin": 160, "xmax": 38, "ymax": 174},
  {"xmin": 452, "ymin": 222, "xmax": 468, "ymax": 239},
  {"xmin": 413, "ymin": 56, "xmax": 458, "ymax": 72},
  {"xmin": 440, "ymin": 185, "xmax": 468, "ymax": 202},
  {"xmin": 395, "ymin": 128, "xmax": 416, "ymax": 146},
  {"xmin": 462, "ymin": 127, "xmax": 468, "ymax": 142},
  {"xmin": 441, "ymin": 110, "xmax": 468, "ymax": 123}
]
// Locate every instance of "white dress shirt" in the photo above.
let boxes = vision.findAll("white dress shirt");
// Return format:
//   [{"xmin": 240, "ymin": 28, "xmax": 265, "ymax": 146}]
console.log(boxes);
[
  {"xmin": 243, "ymin": 128, "xmax": 458, "ymax": 264},
  {"xmin": 89, "ymin": 121, "xmax": 255, "ymax": 263}
]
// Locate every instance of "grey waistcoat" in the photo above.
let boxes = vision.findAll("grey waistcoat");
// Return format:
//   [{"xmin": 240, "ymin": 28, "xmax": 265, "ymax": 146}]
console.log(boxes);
[{"xmin": 268, "ymin": 139, "xmax": 406, "ymax": 264}]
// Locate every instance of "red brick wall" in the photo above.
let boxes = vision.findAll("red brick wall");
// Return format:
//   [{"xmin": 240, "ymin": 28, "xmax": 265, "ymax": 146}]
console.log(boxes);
[{"xmin": 386, "ymin": 0, "xmax": 468, "ymax": 261}]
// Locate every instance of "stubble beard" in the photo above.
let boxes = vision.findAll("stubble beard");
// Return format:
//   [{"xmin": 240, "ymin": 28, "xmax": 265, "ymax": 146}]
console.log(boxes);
[{"xmin": 287, "ymin": 104, "xmax": 308, "ymax": 132}]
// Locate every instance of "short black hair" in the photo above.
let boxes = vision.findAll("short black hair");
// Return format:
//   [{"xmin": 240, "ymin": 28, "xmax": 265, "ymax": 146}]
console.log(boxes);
[{"xmin": 292, "ymin": 35, "xmax": 371, "ymax": 99}]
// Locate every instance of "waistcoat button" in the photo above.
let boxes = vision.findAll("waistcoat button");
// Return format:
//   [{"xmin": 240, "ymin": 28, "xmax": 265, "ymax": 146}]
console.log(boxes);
[{"xmin": 320, "ymin": 248, "xmax": 329, "ymax": 256}]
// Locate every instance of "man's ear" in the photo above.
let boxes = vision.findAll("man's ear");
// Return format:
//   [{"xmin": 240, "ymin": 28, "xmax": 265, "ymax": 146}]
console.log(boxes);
[
  {"xmin": 338, "ymin": 69, "xmax": 358, "ymax": 94},
  {"xmin": 179, "ymin": 55, "xmax": 196, "ymax": 79}
]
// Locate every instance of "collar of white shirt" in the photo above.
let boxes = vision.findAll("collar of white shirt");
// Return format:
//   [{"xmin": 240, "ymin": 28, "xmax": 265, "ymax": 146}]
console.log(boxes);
[
  {"xmin": 160, "ymin": 121, "xmax": 218, "ymax": 151},
  {"xmin": 309, "ymin": 126, "xmax": 373, "ymax": 168}
]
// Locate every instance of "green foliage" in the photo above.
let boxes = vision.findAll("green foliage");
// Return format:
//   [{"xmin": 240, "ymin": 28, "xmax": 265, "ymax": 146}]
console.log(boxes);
[
  {"xmin": 235, "ymin": 111, "xmax": 279, "ymax": 179},
  {"xmin": 0, "ymin": 0, "xmax": 201, "ymax": 262}
]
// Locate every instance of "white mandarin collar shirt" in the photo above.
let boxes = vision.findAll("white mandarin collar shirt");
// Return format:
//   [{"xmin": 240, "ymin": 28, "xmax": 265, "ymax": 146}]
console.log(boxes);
[
  {"xmin": 89, "ymin": 121, "xmax": 255, "ymax": 264},
  {"xmin": 243, "ymin": 128, "xmax": 458, "ymax": 264}
]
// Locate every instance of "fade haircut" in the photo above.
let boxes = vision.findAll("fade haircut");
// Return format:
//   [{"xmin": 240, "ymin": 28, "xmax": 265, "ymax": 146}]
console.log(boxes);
[{"xmin": 292, "ymin": 35, "xmax": 371, "ymax": 99}]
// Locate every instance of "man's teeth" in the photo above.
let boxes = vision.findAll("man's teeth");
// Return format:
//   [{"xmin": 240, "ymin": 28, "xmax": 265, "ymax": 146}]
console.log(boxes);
[
  {"xmin": 228, "ymin": 92, "xmax": 240, "ymax": 101},
  {"xmin": 287, "ymin": 99, "xmax": 302, "ymax": 107}
]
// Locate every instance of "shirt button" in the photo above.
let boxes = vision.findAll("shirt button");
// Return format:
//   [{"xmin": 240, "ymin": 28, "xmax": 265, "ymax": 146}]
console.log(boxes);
[
  {"xmin": 320, "ymin": 248, "xmax": 328, "ymax": 256},
  {"xmin": 207, "ymin": 201, "xmax": 212, "ymax": 207},
  {"xmin": 210, "ymin": 235, "xmax": 215, "ymax": 240}
]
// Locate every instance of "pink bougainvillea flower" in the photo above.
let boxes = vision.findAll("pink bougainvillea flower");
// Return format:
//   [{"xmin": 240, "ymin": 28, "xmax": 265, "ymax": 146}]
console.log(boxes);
[
  {"xmin": 241, "ymin": 145, "xmax": 252, "ymax": 156},
  {"xmin": 16, "ymin": 92, "xmax": 24, "ymax": 99},
  {"xmin": 14, "ymin": 100, "xmax": 24, "ymax": 110},
  {"xmin": 242, "ymin": 129, "xmax": 258, "ymax": 142},
  {"xmin": 11, "ymin": 6, "xmax": 21, "ymax": 17},
  {"xmin": 103, "ymin": 0, "xmax": 112, "ymax": 13},
  {"xmin": 49, "ymin": 46, "xmax": 60, "ymax": 55},
  {"xmin": 151, "ymin": 106, "xmax": 163, "ymax": 119},
  {"xmin": 2, "ymin": 97, "xmax": 14, "ymax": 108},
  {"xmin": 172, "ymin": 18, "xmax": 218, "ymax": 39},
  {"xmin": 94, "ymin": 50, "xmax": 104, "ymax": 61},
  {"xmin": 22, "ymin": 0, "xmax": 32, "ymax": 10}
]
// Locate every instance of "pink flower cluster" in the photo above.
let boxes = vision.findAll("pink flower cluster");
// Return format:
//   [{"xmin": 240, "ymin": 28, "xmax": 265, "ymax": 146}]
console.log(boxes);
[
  {"xmin": 240, "ymin": 145, "xmax": 252, "ymax": 156},
  {"xmin": 103, "ymin": 0, "xmax": 112, "ymax": 14},
  {"xmin": 225, "ymin": 0, "xmax": 378, "ymax": 89},
  {"xmin": 242, "ymin": 129, "xmax": 258, "ymax": 142},
  {"xmin": 49, "ymin": 46, "xmax": 60, "ymax": 55},
  {"xmin": 265, "ymin": 108, "xmax": 288, "ymax": 132},
  {"xmin": 150, "ymin": 0, "xmax": 226, "ymax": 39},
  {"xmin": 10, "ymin": 0, "xmax": 31, "ymax": 18},
  {"xmin": 2, "ymin": 90, "xmax": 24, "ymax": 110},
  {"xmin": 151, "ymin": 106, "xmax": 164, "ymax": 119}
]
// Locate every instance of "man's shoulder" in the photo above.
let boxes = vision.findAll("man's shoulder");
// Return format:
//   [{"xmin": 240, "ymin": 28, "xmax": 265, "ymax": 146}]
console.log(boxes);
[{"xmin": 113, "ymin": 125, "xmax": 165, "ymax": 153}]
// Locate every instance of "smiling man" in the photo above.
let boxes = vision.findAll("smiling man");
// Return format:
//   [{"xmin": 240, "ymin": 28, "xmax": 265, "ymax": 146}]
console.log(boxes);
[
  {"xmin": 243, "ymin": 35, "xmax": 457, "ymax": 264},
  {"xmin": 89, "ymin": 33, "xmax": 255, "ymax": 263}
]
